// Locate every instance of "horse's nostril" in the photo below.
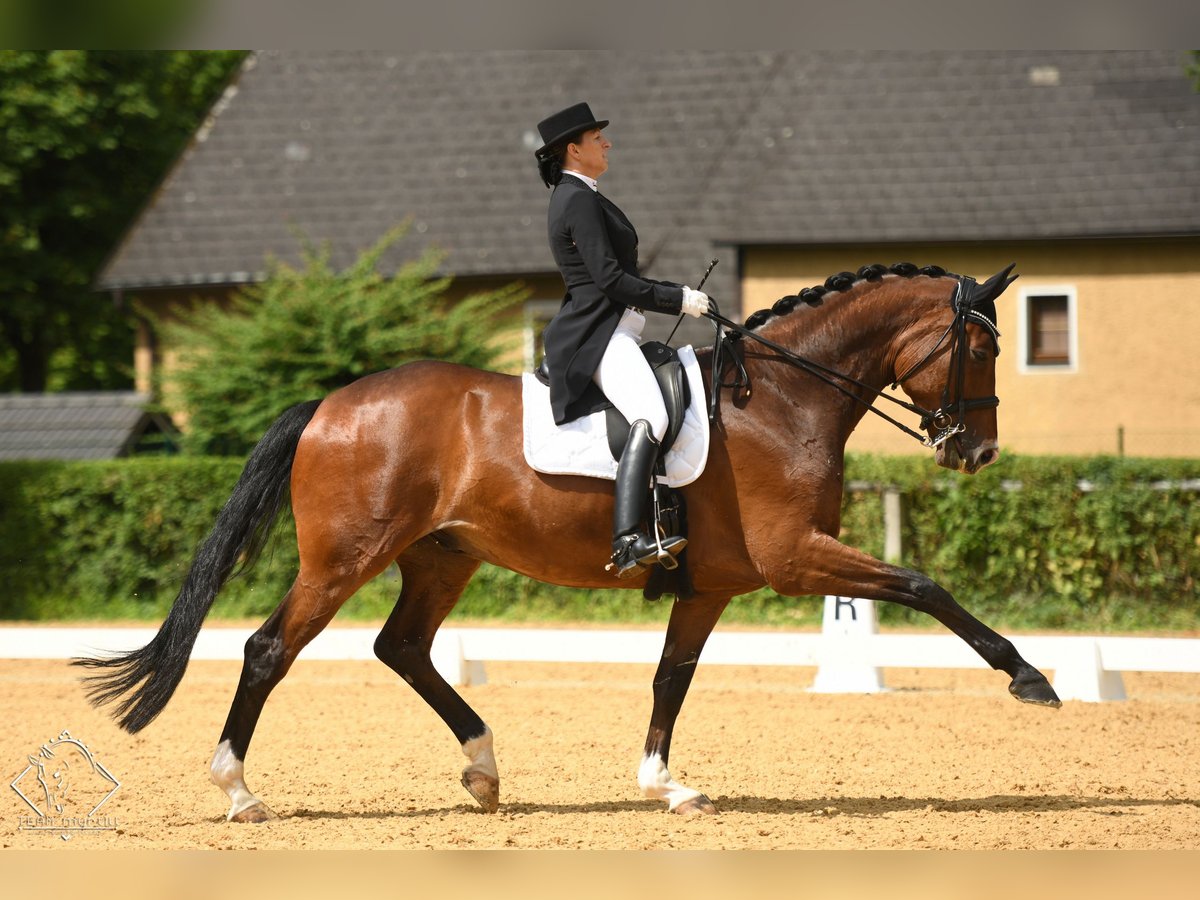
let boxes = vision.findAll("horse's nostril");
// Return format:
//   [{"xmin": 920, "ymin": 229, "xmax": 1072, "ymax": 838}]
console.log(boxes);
[{"xmin": 978, "ymin": 448, "xmax": 999, "ymax": 468}]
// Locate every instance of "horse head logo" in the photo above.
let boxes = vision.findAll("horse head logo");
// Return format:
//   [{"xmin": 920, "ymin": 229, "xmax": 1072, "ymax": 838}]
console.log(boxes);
[
  {"xmin": 11, "ymin": 731, "xmax": 120, "ymax": 821},
  {"xmin": 27, "ymin": 743, "xmax": 81, "ymax": 815}
]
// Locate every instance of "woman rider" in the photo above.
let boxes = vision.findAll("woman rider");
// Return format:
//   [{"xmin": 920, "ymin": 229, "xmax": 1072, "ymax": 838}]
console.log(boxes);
[{"xmin": 533, "ymin": 102, "xmax": 712, "ymax": 578}]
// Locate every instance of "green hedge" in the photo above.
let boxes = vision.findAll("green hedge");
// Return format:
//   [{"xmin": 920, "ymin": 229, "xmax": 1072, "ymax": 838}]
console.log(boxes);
[
  {"xmin": 0, "ymin": 455, "xmax": 1196, "ymax": 630},
  {"xmin": 837, "ymin": 455, "xmax": 1199, "ymax": 630}
]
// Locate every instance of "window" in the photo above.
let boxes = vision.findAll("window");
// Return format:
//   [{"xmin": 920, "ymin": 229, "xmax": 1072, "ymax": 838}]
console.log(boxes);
[
  {"xmin": 1029, "ymin": 295, "xmax": 1070, "ymax": 364},
  {"xmin": 524, "ymin": 299, "xmax": 561, "ymax": 371},
  {"xmin": 1019, "ymin": 287, "xmax": 1077, "ymax": 372}
]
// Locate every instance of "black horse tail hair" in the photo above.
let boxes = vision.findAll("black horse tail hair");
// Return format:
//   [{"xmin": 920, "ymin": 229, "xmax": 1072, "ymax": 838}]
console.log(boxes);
[{"xmin": 73, "ymin": 398, "xmax": 323, "ymax": 734}]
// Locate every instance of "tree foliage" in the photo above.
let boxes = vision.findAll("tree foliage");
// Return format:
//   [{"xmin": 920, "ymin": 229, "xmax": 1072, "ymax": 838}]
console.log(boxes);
[
  {"xmin": 158, "ymin": 226, "xmax": 527, "ymax": 455},
  {"xmin": 0, "ymin": 50, "xmax": 246, "ymax": 392},
  {"xmin": 0, "ymin": 0, "xmax": 205, "ymax": 47}
]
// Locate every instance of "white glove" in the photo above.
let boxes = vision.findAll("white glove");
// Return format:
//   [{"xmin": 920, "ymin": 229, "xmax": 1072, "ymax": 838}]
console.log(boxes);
[{"xmin": 681, "ymin": 287, "xmax": 711, "ymax": 319}]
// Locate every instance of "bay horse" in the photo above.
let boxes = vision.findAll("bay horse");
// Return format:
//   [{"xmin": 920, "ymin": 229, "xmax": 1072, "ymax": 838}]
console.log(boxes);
[{"xmin": 77, "ymin": 262, "xmax": 1061, "ymax": 822}]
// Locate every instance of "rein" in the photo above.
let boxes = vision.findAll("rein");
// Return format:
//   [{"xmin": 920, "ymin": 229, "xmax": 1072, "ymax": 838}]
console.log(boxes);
[{"xmin": 703, "ymin": 275, "xmax": 1000, "ymax": 449}]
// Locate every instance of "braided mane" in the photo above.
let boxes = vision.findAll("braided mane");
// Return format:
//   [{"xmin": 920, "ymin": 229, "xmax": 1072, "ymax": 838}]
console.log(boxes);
[{"xmin": 741, "ymin": 262, "xmax": 955, "ymax": 331}]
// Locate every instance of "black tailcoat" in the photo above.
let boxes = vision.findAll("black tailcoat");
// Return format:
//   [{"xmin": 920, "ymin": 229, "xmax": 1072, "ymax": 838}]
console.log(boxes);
[{"xmin": 542, "ymin": 175, "xmax": 683, "ymax": 425}]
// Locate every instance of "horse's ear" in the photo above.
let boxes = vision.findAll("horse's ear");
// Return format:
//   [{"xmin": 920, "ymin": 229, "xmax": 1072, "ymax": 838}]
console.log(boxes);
[{"xmin": 972, "ymin": 263, "xmax": 1018, "ymax": 305}]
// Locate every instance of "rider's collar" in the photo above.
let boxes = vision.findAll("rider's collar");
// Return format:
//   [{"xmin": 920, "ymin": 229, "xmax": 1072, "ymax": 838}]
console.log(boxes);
[{"xmin": 562, "ymin": 170, "xmax": 599, "ymax": 192}]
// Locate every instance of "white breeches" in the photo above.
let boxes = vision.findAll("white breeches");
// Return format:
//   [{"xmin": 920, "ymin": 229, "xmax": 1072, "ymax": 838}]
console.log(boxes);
[{"xmin": 592, "ymin": 308, "xmax": 669, "ymax": 442}]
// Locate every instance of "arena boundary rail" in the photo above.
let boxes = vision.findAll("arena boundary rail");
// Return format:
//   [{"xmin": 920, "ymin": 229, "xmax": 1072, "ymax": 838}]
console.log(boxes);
[{"xmin": 1, "ymin": 625, "xmax": 1197, "ymax": 702}]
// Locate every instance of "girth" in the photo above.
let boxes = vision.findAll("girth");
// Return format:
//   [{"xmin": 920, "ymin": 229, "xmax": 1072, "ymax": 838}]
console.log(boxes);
[{"xmin": 534, "ymin": 340, "xmax": 691, "ymax": 461}]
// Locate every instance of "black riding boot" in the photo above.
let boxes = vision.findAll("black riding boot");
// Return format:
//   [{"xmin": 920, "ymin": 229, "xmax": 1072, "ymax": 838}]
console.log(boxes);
[{"xmin": 607, "ymin": 419, "xmax": 687, "ymax": 578}]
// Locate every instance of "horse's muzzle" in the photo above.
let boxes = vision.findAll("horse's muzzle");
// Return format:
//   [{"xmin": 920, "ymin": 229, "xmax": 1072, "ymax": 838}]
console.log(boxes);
[{"xmin": 936, "ymin": 437, "xmax": 1000, "ymax": 474}]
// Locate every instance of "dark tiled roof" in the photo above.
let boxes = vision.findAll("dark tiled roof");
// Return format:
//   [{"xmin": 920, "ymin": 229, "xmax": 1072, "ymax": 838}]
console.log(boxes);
[
  {"xmin": 97, "ymin": 50, "xmax": 1200, "ymax": 305},
  {"xmin": 708, "ymin": 51, "xmax": 1200, "ymax": 244},
  {"xmin": 0, "ymin": 392, "xmax": 167, "ymax": 461}
]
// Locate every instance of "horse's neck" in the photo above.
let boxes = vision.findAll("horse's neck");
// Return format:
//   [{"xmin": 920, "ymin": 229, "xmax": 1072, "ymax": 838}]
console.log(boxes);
[
  {"xmin": 730, "ymin": 279, "xmax": 939, "ymax": 453},
  {"xmin": 761, "ymin": 282, "xmax": 916, "ymax": 388}
]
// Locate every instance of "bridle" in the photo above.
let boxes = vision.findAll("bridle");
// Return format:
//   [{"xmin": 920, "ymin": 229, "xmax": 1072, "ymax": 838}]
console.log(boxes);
[{"xmin": 703, "ymin": 275, "xmax": 1001, "ymax": 450}]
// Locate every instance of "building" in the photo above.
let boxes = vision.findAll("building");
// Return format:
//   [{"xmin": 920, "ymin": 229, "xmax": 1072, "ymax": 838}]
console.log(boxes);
[
  {"xmin": 0, "ymin": 392, "xmax": 177, "ymax": 461},
  {"xmin": 97, "ymin": 51, "xmax": 1200, "ymax": 456}
]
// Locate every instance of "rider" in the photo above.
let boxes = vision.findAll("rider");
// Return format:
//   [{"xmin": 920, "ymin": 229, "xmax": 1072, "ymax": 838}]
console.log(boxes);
[{"xmin": 534, "ymin": 102, "xmax": 712, "ymax": 578}]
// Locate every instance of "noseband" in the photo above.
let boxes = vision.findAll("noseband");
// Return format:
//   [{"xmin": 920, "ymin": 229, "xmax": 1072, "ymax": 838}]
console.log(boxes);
[{"xmin": 705, "ymin": 275, "xmax": 1001, "ymax": 450}]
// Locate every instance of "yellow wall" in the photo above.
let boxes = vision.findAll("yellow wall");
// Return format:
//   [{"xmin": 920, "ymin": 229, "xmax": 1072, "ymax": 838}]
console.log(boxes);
[
  {"xmin": 742, "ymin": 240, "xmax": 1200, "ymax": 457},
  {"xmin": 128, "ymin": 288, "xmax": 231, "ymax": 428}
]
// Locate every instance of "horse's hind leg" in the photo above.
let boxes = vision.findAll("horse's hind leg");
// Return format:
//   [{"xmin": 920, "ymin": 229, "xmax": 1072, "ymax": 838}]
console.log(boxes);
[
  {"xmin": 639, "ymin": 593, "xmax": 730, "ymax": 815},
  {"xmin": 371, "ymin": 540, "xmax": 497, "ymax": 811},
  {"xmin": 210, "ymin": 564, "xmax": 370, "ymax": 822}
]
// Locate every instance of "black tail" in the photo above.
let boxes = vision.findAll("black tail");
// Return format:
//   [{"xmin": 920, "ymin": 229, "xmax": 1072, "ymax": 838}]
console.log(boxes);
[{"xmin": 74, "ymin": 399, "xmax": 323, "ymax": 733}]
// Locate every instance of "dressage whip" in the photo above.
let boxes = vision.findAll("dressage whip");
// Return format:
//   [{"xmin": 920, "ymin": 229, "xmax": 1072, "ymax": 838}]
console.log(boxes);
[{"xmin": 665, "ymin": 258, "xmax": 719, "ymax": 345}]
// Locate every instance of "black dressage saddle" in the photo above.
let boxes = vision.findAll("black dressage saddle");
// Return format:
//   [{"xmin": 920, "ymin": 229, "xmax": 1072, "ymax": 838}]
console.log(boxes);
[{"xmin": 534, "ymin": 340, "xmax": 691, "ymax": 462}]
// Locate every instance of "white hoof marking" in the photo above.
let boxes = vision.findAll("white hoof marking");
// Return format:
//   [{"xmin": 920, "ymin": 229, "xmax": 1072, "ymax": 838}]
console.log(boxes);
[
  {"xmin": 638, "ymin": 753, "xmax": 702, "ymax": 811},
  {"xmin": 461, "ymin": 727, "xmax": 499, "ymax": 781},
  {"xmin": 210, "ymin": 739, "xmax": 264, "ymax": 820}
]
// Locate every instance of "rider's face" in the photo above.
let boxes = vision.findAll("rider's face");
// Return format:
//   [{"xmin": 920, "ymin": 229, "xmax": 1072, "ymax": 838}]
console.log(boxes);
[{"xmin": 567, "ymin": 129, "xmax": 610, "ymax": 179}]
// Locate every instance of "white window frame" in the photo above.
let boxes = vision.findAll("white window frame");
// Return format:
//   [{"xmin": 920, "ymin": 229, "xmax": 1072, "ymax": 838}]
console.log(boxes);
[
  {"xmin": 523, "ymin": 299, "xmax": 561, "ymax": 371},
  {"xmin": 1017, "ymin": 285, "xmax": 1078, "ymax": 374}
]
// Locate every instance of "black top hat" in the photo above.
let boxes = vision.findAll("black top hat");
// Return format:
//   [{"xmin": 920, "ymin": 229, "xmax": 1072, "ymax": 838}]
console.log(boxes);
[{"xmin": 535, "ymin": 102, "xmax": 609, "ymax": 157}]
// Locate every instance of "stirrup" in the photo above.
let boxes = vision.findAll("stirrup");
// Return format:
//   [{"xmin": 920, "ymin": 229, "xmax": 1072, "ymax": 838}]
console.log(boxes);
[{"xmin": 606, "ymin": 532, "xmax": 687, "ymax": 579}]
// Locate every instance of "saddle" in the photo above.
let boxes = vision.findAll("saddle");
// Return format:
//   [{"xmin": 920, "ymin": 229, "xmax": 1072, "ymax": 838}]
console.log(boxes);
[{"xmin": 533, "ymin": 341, "xmax": 691, "ymax": 462}]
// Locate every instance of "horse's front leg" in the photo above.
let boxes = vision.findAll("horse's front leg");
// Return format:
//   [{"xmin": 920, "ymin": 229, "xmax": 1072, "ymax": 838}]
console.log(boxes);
[
  {"xmin": 775, "ymin": 532, "xmax": 1060, "ymax": 707},
  {"xmin": 639, "ymin": 593, "xmax": 731, "ymax": 815}
]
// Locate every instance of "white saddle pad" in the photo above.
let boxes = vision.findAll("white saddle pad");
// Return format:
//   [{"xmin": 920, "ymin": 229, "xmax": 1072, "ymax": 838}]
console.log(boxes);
[{"xmin": 522, "ymin": 345, "xmax": 710, "ymax": 488}]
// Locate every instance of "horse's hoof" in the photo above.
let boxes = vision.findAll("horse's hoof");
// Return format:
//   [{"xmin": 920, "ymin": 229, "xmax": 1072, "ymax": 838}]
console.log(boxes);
[
  {"xmin": 461, "ymin": 769, "xmax": 500, "ymax": 813},
  {"xmin": 1009, "ymin": 669, "xmax": 1062, "ymax": 708},
  {"xmin": 229, "ymin": 802, "xmax": 277, "ymax": 823},
  {"xmin": 671, "ymin": 794, "xmax": 717, "ymax": 816}
]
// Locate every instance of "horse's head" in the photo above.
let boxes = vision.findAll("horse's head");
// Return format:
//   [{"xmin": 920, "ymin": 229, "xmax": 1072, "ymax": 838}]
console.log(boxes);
[
  {"xmin": 29, "ymin": 748, "xmax": 72, "ymax": 814},
  {"xmin": 893, "ymin": 265, "xmax": 1017, "ymax": 474}
]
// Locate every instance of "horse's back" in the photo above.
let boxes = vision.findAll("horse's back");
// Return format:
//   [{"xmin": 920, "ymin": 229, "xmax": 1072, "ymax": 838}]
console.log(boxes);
[
  {"xmin": 306, "ymin": 360, "xmax": 518, "ymax": 438},
  {"xmin": 338, "ymin": 358, "xmax": 517, "ymax": 401},
  {"xmin": 293, "ymin": 360, "xmax": 524, "ymax": 503}
]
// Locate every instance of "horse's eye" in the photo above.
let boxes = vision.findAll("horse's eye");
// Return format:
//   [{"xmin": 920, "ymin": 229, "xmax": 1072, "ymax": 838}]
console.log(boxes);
[{"xmin": 970, "ymin": 348, "xmax": 988, "ymax": 363}]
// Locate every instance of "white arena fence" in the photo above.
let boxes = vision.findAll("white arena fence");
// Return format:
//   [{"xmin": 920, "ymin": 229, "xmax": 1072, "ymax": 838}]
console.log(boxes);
[{"xmin": 2, "ymin": 617, "xmax": 1197, "ymax": 703}]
